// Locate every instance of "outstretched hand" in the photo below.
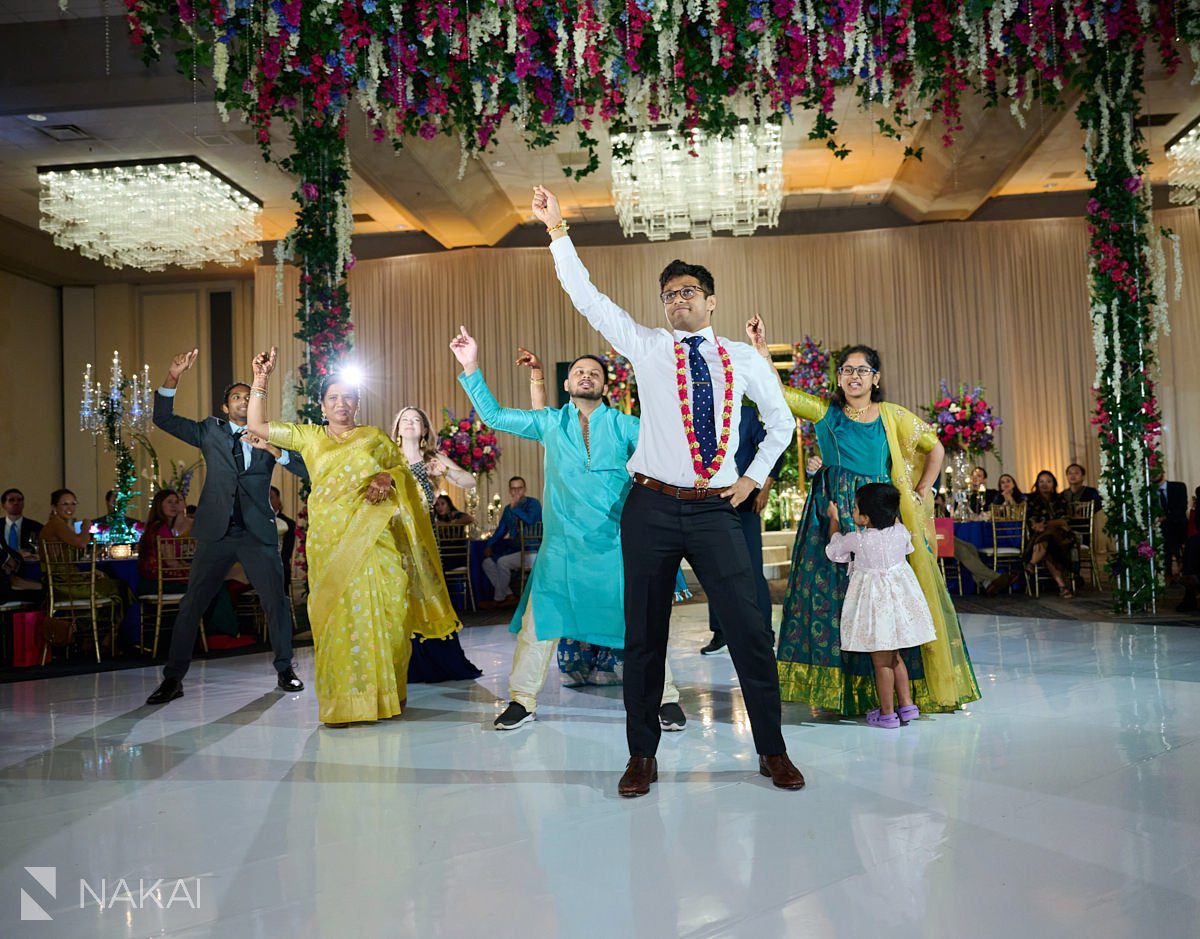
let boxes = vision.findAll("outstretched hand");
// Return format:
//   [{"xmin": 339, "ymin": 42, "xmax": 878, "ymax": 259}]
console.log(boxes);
[
  {"xmin": 252, "ymin": 346, "xmax": 278, "ymax": 383},
  {"xmin": 515, "ymin": 347, "xmax": 543, "ymax": 371},
  {"xmin": 167, "ymin": 349, "xmax": 199, "ymax": 381},
  {"xmin": 449, "ymin": 326, "xmax": 479, "ymax": 372},
  {"xmin": 531, "ymin": 185, "xmax": 563, "ymax": 229}
]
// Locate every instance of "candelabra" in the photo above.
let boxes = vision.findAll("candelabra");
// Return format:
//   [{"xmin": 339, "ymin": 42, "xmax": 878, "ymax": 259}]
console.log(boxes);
[{"xmin": 80, "ymin": 351, "xmax": 154, "ymax": 544}]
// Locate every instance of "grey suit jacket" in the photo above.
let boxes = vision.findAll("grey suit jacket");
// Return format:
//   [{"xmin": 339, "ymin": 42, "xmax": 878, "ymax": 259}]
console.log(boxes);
[{"xmin": 154, "ymin": 392, "xmax": 308, "ymax": 546}]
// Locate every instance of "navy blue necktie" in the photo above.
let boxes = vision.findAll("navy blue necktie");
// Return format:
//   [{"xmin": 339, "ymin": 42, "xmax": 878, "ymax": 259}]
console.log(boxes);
[{"xmin": 683, "ymin": 336, "xmax": 718, "ymax": 466}]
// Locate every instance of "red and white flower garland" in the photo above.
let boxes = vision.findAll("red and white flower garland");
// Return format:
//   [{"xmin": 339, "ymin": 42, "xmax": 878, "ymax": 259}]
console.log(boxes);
[{"xmin": 674, "ymin": 339, "xmax": 735, "ymax": 488}]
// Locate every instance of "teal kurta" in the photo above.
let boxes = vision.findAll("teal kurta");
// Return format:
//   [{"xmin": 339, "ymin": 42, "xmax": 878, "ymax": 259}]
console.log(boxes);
[{"xmin": 459, "ymin": 369, "xmax": 638, "ymax": 648}]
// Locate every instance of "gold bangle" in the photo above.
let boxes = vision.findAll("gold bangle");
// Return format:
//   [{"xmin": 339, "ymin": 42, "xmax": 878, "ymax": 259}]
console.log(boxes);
[
  {"xmin": 546, "ymin": 219, "xmax": 569, "ymax": 235},
  {"xmin": 529, "ymin": 379, "xmax": 545, "ymax": 385},
  {"xmin": 250, "ymin": 389, "xmax": 268, "ymax": 399}
]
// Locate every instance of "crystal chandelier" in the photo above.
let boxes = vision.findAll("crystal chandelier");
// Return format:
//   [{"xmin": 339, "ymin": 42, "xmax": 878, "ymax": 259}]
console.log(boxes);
[
  {"xmin": 1167, "ymin": 117, "xmax": 1200, "ymax": 205},
  {"xmin": 610, "ymin": 122, "xmax": 783, "ymax": 241},
  {"xmin": 38, "ymin": 157, "xmax": 263, "ymax": 271}
]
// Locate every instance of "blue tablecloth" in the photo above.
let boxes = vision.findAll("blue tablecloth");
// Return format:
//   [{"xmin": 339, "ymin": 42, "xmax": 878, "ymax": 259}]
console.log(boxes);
[{"xmin": 951, "ymin": 520, "xmax": 992, "ymax": 594}]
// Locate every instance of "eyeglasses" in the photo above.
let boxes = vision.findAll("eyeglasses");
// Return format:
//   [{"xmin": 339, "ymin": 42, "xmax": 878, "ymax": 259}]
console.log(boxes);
[
  {"xmin": 660, "ymin": 286, "xmax": 708, "ymax": 304},
  {"xmin": 837, "ymin": 366, "xmax": 878, "ymax": 378}
]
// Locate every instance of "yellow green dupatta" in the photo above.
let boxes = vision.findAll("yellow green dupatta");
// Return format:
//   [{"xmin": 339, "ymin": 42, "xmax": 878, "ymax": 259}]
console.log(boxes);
[
  {"xmin": 880, "ymin": 403, "xmax": 981, "ymax": 710},
  {"xmin": 268, "ymin": 422, "xmax": 460, "ymax": 643}
]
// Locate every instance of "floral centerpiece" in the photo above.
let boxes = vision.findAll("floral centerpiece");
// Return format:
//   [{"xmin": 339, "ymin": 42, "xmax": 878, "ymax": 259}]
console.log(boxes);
[
  {"xmin": 924, "ymin": 381, "xmax": 1002, "ymax": 456},
  {"xmin": 437, "ymin": 408, "xmax": 501, "ymax": 477},
  {"xmin": 924, "ymin": 380, "xmax": 1003, "ymax": 520},
  {"xmin": 601, "ymin": 348, "xmax": 638, "ymax": 415}
]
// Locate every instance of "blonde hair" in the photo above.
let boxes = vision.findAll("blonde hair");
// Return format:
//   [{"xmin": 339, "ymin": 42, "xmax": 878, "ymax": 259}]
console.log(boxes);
[{"xmin": 391, "ymin": 406, "xmax": 438, "ymax": 462}]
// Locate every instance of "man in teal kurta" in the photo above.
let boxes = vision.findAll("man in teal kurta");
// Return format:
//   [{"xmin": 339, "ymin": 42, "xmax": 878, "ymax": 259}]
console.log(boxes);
[{"xmin": 450, "ymin": 327, "xmax": 683, "ymax": 730}]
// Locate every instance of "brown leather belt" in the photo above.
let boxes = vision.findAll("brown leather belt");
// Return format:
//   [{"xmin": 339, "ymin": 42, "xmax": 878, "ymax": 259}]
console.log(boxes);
[{"xmin": 633, "ymin": 473, "xmax": 715, "ymax": 501}]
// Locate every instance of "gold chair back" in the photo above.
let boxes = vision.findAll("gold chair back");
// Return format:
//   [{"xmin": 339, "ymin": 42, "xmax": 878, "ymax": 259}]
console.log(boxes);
[
  {"xmin": 516, "ymin": 521, "xmax": 543, "ymax": 594},
  {"xmin": 40, "ymin": 540, "xmax": 115, "ymax": 664},
  {"xmin": 436, "ymin": 523, "xmax": 475, "ymax": 611}
]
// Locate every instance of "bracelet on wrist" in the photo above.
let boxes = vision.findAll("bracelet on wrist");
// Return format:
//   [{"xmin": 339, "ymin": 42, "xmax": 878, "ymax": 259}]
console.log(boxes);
[
  {"xmin": 529, "ymin": 378, "xmax": 546, "ymax": 385},
  {"xmin": 546, "ymin": 219, "xmax": 569, "ymax": 235}
]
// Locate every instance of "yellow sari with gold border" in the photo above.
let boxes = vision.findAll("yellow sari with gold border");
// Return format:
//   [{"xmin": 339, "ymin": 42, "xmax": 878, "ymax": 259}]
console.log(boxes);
[{"xmin": 268, "ymin": 421, "xmax": 460, "ymax": 723}]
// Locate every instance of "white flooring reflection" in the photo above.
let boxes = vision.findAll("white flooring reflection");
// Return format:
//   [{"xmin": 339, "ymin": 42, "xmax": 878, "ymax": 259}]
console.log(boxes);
[{"xmin": 2, "ymin": 606, "xmax": 1200, "ymax": 938}]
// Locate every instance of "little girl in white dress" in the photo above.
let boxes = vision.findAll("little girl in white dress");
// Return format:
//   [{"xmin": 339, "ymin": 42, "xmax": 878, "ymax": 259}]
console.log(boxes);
[{"xmin": 825, "ymin": 482, "xmax": 937, "ymax": 729}]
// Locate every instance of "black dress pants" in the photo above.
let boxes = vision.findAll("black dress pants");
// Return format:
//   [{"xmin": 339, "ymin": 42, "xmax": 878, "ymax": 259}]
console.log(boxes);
[{"xmin": 621, "ymin": 483, "xmax": 785, "ymax": 757}]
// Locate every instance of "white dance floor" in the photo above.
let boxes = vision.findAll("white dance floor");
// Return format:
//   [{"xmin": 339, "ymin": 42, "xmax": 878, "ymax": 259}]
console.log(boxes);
[{"xmin": 2, "ymin": 605, "xmax": 1199, "ymax": 938}]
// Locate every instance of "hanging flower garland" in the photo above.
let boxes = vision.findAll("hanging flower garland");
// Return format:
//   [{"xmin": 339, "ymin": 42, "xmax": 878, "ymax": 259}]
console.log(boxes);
[{"xmin": 98, "ymin": 1, "xmax": 1200, "ymax": 610}]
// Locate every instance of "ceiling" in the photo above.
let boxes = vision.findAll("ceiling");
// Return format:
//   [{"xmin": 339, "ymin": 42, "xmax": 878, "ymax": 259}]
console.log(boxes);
[{"xmin": 0, "ymin": 12, "xmax": 1197, "ymax": 285}]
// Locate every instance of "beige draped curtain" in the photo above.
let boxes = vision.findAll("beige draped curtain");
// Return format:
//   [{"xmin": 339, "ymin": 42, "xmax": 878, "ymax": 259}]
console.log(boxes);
[{"xmin": 253, "ymin": 207, "xmax": 1200, "ymax": 509}]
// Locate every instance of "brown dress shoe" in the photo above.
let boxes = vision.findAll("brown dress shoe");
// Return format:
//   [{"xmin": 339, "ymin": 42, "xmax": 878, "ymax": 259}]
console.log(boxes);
[
  {"xmin": 759, "ymin": 753, "xmax": 806, "ymax": 790},
  {"xmin": 984, "ymin": 571, "xmax": 1013, "ymax": 597},
  {"xmin": 618, "ymin": 757, "xmax": 657, "ymax": 797}
]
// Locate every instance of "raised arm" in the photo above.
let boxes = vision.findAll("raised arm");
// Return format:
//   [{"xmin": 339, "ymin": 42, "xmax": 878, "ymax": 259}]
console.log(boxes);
[
  {"xmin": 517, "ymin": 347, "xmax": 548, "ymax": 410},
  {"xmin": 153, "ymin": 349, "xmax": 203, "ymax": 446},
  {"xmin": 245, "ymin": 346, "xmax": 275, "ymax": 440},
  {"xmin": 532, "ymin": 186, "xmax": 659, "ymax": 359},
  {"xmin": 745, "ymin": 315, "xmax": 829, "ymax": 423},
  {"xmin": 450, "ymin": 327, "xmax": 546, "ymax": 442}
]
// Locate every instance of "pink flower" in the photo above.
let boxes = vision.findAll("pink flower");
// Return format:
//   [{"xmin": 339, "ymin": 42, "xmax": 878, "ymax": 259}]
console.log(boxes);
[
  {"xmin": 1137, "ymin": 541, "xmax": 1154, "ymax": 558},
  {"xmin": 419, "ymin": 122, "xmax": 437, "ymax": 140},
  {"xmin": 1124, "ymin": 176, "xmax": 1143, "ymax": 194},
  {"xmin": 302, "ymin": 182, "xmax": 319, "ymax": 201}
]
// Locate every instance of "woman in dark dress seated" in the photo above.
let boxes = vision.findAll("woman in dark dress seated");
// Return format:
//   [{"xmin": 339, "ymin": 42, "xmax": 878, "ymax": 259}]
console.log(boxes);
[
  {"xmin": 1024, "ymin": 470, "xmax": 1077, "ymax": 599},
  {"xmin": 433, "ymin": 494, "xmax": 474, "ymax": 527}
]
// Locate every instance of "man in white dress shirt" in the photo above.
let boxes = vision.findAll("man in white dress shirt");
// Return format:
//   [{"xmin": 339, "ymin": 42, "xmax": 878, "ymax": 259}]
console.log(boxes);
[{"xmin": 532, "ymin": 185, "xmax": 805, "ymax": 796}]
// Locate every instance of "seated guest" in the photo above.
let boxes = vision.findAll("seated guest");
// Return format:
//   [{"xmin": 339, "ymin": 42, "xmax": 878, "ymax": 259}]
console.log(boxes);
[
  {"xmin": 0, "ymin": 540, "xmax": 42, "ymax": 604},
  {"xmin": 39, "ymin": 489, "xmax": 93, "ymax": 549},
  {"xmin": 3, "ymin": 488, "xmax": 42, "ymax": 559},
  {"xmin": 1180, "ymin": 487, "xmax": 1199, "ymax": 612},
  {"xmin": 995, "ymin": 473, "xmax": 1025, "ymax": 507},
  {"xmin": 433, "ymin": 494, "xmax": 474, "ymax": 527},
  {"xmin": 1189, "ymin": 486, "xmax": 1199, "ymax": 540},
  {"xmin": 137, "ymin": 489, "xmax": 190, "ymax": 593},
  {"xmin": 39, "ymin": 488, "xmax": 125, "ymax": 608},
  {"xmin": 480, "ymin": 475, "xmax": 542, "ymax": 608},
  {"xmin": 968, "ymin": 466, "xmax": 998, "ymax": 516},
  {"xmin": 95, "ymin": 489, "xmax": 143, "ymax": 536},
  {"xmin": 1024, "ymin": 471, "xmax": 1077, "ymax": 598},
  {"xmin": 1063, "ymin": 463, "xmax": 1102, "ymax": 510},
  {"xmin": 269, "ymin": 485, "xmax": 297, "ymax": 594}
]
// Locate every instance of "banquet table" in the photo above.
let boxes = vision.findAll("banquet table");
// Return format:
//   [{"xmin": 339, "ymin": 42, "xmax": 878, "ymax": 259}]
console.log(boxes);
[{"xmin": 948, "ymin": 519, "xmax": 993, "ymax": 594}]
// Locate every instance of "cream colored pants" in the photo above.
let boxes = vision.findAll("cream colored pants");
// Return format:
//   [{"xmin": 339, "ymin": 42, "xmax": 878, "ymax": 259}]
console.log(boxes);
[{"xmin": 509, "ymin": 605, "xmax": 680, "ymax": 712}]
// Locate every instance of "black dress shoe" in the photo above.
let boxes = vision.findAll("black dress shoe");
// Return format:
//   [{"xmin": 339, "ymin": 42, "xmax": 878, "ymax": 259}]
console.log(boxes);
[
  {"xmin": 146, "ymin": 678, "xmax": 183, "ymax": 706},
  {"xmin": 700, "ymin": 634, "xmax": 728, "ymax": 655},
  {"xmin": 277, "ymin": 667, "xmax": 304, "ymax": 692},
  {"xmin": 618, "ymin": 756, "xmax": 657, "ymax": 797}
]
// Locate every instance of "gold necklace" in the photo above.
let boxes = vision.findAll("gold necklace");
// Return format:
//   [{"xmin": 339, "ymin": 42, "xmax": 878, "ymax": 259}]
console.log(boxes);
[
  {"xmin": 842, "ymin": 402, "xmax": 874, "ymax": 422},
  {"xmin": 325, "ymin": 424, "xmax": 358, "ymax": 442}
]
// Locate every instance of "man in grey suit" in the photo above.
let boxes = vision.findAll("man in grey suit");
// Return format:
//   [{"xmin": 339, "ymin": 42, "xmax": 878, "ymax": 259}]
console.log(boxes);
[{"xmin": 146, "ymin": 349, "xmax": 308, "ymax": 705}]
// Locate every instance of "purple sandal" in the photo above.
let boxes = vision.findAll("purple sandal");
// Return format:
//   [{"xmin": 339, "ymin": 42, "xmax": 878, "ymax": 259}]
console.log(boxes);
[
  {"xmin": 866, "ymin": 708, "xmax": 900, "ymax": 729},
  {"xmin": 897, "ymin": 704, "xmax": 920, "ymax": 724}
]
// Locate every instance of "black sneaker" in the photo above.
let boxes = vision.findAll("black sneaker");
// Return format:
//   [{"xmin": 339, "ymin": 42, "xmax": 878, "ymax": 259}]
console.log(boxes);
[
  {"xmin": 494, "ymin": 701, "xmax": 534, "ymax": 730},
  {"xmin": 700, "ymin": 635, "xmax": 728, "ymax": 655},
  {"xmin": 659, "ymin": 702, "xmax": 687, "ymax": 731}
]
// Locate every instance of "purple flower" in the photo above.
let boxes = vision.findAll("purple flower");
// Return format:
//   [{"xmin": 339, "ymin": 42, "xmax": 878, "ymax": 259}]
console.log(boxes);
[
  {"xmin": 1137, "ymin": 541, "xmax": 1154, "ymax": 559},
  {"xmin": 302, "ymin": 182, "xmax": 319, "ymax": 201},
  {"xmin": 1086, "ymin": 198, "xmax": 1101, "ymax": 215},
  {"xmin": 1124, "ymin": 177, "xmax": 1143, "ymax": 194}
]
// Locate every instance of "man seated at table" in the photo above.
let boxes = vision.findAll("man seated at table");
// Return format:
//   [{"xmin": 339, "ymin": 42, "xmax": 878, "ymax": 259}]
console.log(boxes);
[
  {"xmin": 968, "ymin": 466, "xmax": 999, "ymax": 516},
  {"xmin": 2, "ymin": 489, "xmax": 42, "ymax": 560},
  {"xmin": 1063, "ymin": 464, "xmax": 1102, "ymax": 510},
  {"xmin": 95, "ymin": 489, "xmax": 143, "ymax": 537},
  {"xmin": 480, "ymin": 476, "xmax": 542, "ymax": 609}
]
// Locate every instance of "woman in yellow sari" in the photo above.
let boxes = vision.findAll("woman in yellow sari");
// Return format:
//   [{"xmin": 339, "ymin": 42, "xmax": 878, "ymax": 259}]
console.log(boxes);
[
  {"xmin": 748, "ymin": 319, "xmax": 979, "ymax": 716},
  {"xmin": 245, "ymin": 348, "xmax": 461, "ymax": 726}
]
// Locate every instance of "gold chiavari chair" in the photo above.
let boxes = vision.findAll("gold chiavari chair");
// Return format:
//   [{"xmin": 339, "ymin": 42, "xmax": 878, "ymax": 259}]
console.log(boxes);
[
  {"xmin": 515, "ymin": 520, "xmax": 543, "ymax": 595},
  {"xmin": 1068, "ymin": 500, "xmax": 1100, "ymax": 591},
  {"xmin": 436, "ymin": 523, "xmax": 475, "ymax": 613},
  {"xmin": 138, "ymin": 536, "xmax": 208, "ymax": 659},
  {"xmin": 40, "ymin": 541, "xmax": 120, "ymax": 664},
  {"xmin": 981, "ymin": 502, "xmax": 1027, "ymax": 591}
]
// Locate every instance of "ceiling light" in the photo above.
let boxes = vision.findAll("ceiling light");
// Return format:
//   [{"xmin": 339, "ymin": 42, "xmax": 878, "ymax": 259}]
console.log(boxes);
[
  {"xmin": 26, "ymin": 114, "xmax": 47, "ymax": 122},
  {"xmin": 610, "ymin": 122, "xmax": 783, "ymax": 241},
  {"xmin": 1167, "ymin": 115, "xmax": 1200, "ymax": 205},
  {"xmin": 492, "ymin": 160, "xmax": 506, "ymax": 168},
  {"xmin": 1043, "ymin": 183, "xmax": 1058, "ymax": 189},
  {"xmin": 38, "ymin": 157, "xmax": 262, "ymax": 271}
]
